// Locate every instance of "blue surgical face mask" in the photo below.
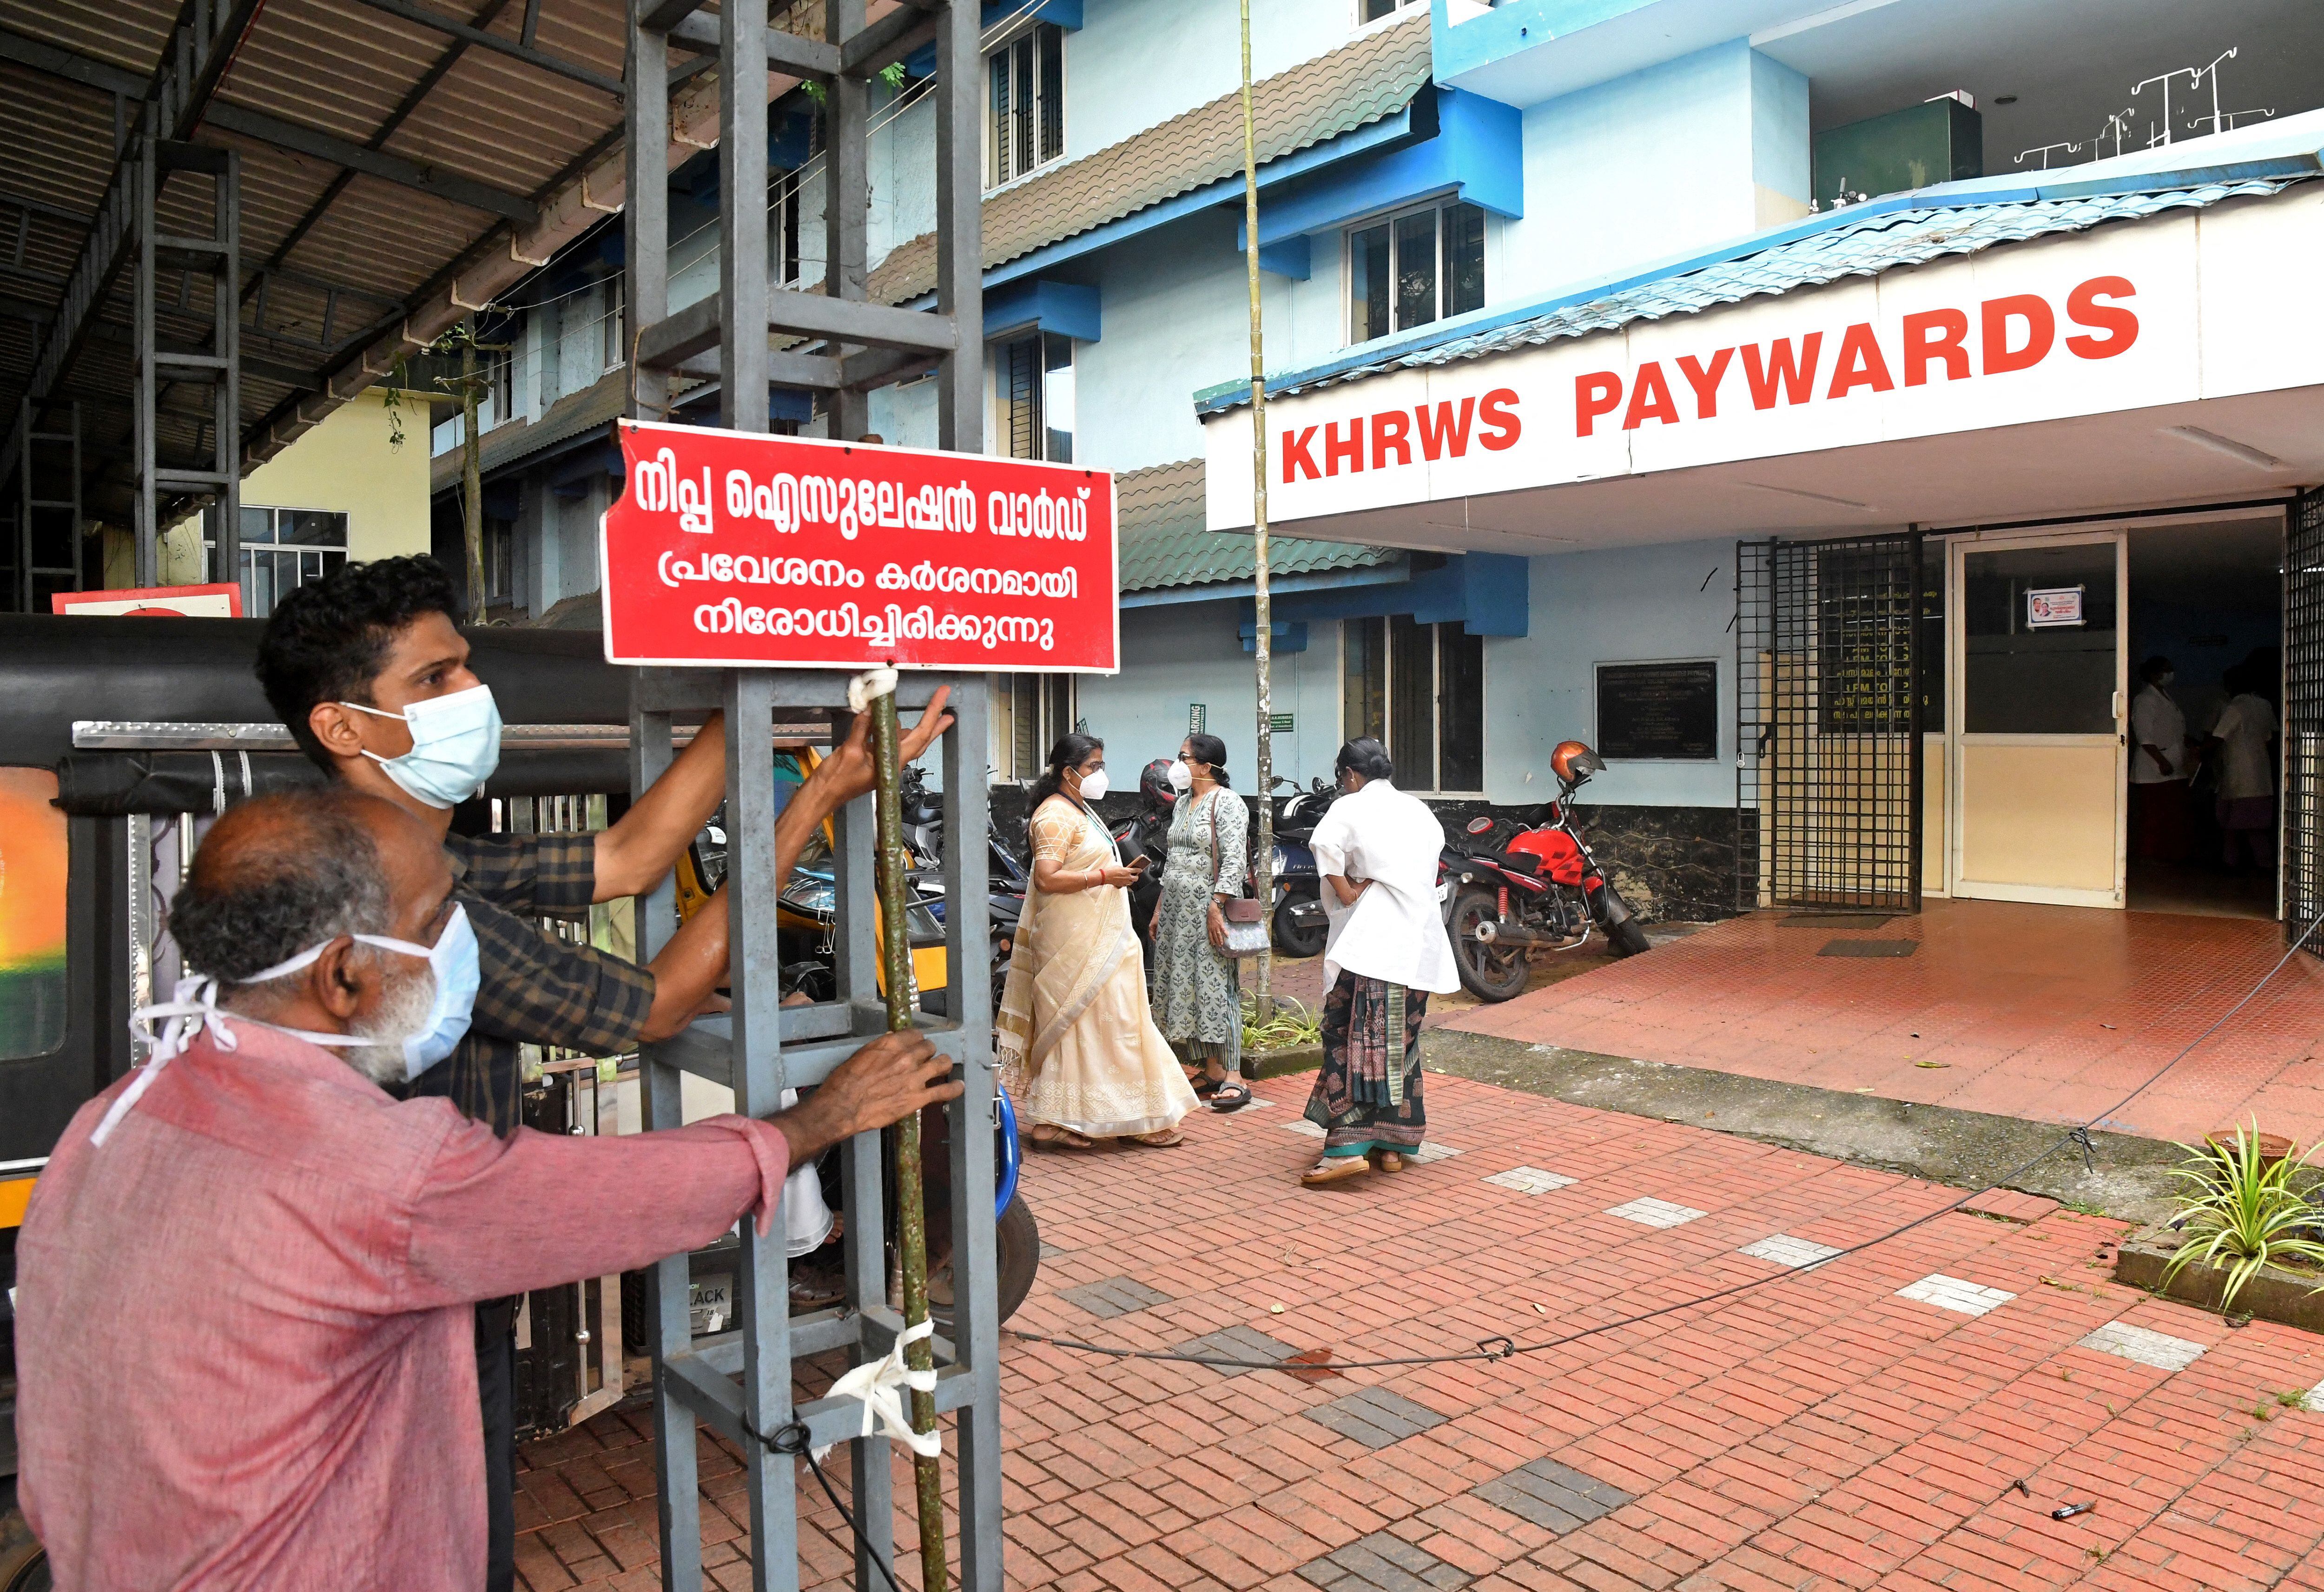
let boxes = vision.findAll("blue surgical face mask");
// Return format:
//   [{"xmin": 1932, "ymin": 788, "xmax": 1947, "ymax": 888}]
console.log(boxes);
[{"xmin": 342, "ymin": 682, "xmax": 502, "ymax": 809}]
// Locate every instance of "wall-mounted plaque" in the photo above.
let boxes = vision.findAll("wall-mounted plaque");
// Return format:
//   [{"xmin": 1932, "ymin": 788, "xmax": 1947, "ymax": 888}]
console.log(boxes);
[{"xmin": 1596, "ymin": 660, "xmax": 1719, "ymax": 761}]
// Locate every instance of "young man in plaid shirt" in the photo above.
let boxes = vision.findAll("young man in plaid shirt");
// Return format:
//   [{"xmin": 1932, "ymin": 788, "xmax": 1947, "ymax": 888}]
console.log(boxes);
[{"xmin": 255, "ymin": 556, "xmax": 951, "ymax": 1591}]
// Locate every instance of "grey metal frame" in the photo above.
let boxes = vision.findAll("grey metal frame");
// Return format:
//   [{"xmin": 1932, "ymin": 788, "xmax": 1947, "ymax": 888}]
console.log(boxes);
[
  {"xmin": 15, "ymin": 398, "xmax": 80, "ymax": 609},
  {"xmin": 622, "ymin": 1, "xmax": 993, "ymax": 1587},
  {"xmin": 132, "ymin": 138, "xmax": 242, "ymax": 590}
]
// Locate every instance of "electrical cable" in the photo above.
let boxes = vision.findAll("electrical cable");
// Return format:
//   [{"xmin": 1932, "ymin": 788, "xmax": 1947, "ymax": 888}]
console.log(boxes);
[
  {"xmin": 759, "ymin": 1420, "xmax": 912, "ymax": 1592},
  {"xmin": 1007, "ymin": 912, "xmax": 2324, "ymax": 1373}
]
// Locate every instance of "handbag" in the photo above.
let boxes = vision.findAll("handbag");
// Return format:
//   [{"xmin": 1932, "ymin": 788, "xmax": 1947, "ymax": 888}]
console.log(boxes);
[{"xmin": 1206, "ymin": 793, "xmax": 1271, "ymax": 958}]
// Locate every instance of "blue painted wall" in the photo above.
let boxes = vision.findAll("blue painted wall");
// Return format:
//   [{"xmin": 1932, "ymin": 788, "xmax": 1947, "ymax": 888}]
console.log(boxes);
[{"xmin": 1498, "ymin": 39, "xmax": 1808, "ymax": 302}]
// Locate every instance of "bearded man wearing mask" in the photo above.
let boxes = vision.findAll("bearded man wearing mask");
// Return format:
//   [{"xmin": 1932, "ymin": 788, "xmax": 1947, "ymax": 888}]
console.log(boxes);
[
  {"xmin": 13, "ymin": 790, "xmax": 958, "ymax": 1590},
  {"xmin": 253, "ymin": 557, "xmax": 951, "ymax": 1591}
]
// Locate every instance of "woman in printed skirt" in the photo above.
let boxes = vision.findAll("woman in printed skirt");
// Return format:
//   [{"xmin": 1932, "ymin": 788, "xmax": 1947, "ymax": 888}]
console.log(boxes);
[
  {"xmin": 1299, "ymin": 738, "xmax": 1459, "ymax": 1184},
  {"xmin": 998, "ymin": 733, "xmax": 1198, "ymax": 1149},
  {"xmin": 1149, "ymin": 733, "xmax": 1253, "ymax": 1111}
]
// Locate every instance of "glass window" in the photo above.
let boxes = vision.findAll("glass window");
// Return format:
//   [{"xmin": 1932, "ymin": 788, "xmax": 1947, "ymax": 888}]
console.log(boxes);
[
  {"xmin": 1342, "ymin": 617, "xmax": 1484, "ymax": 791},
  {"xmin": 205, "ymin": 507, "xmax": 353, "ymax": 618},
  {"xmin": 987, "ymin": 22, "xmax": 1065, "ymax": 187},
  {"xmin": 1349, "ymin": 223, "xmax": 1392, "ymax": 344},
  {"xmin": 994, "ymin": 331, "xmax": 1073, "ymax": 462},
  {"xmin": 994, "ymin": 673, "xmax": 1076, "ymax": 781},
  {"xmin": 0, "ymin": 766, "xmax": 69, "ymax": 1061},
  {"xmin": 1358, "ymin": 0, "xmax": 1421, "ymax": 20},
  {"xmin": 1347, "ymin": 200, "xmax": 1486, "ymax": 344},
  {"xmin": 1962, "ymin": 544, "xmax": 2119, "ymax": 734}
]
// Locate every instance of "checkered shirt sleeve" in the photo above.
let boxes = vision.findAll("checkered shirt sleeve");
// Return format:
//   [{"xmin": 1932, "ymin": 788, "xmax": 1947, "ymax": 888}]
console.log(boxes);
[{"xmin": 442, "ymin": 831, "xmax": 601, "ymax": 920}]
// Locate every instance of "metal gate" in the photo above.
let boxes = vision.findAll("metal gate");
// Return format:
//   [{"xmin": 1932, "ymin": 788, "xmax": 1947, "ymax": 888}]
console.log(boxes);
[
  {"xmin": 2286, "ymin": 487, "xmax": 2324, "ymax": 952},
  {"xmin": 1736, "ymin": 533, "xmax": 1923, "ymax": 913}
]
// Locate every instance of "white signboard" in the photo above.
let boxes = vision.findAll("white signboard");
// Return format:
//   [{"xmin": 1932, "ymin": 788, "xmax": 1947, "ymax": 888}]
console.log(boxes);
[
  {"xmin": 1203, "ymin": 194, "xmax": 2324, "ymax": 530},
  {"xmin": 2024, "ymin": 586, "xmax": 2086, "ymax": 628}
]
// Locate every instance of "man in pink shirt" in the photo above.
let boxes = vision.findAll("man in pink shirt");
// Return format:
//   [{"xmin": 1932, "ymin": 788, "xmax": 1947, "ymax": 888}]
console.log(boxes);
[{"xmin": 13, "ymin": 789, "xmax": 958, "ymax": 1590}]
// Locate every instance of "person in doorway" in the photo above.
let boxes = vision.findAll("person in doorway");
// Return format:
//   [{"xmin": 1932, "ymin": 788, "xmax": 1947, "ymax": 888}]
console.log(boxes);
[
  {"xmin": 13, "ymin": 789, "xmax": 958, "ymax": 1592},
  {"xmin": 2129, "ymin": 654, "xmax": 2193, "ymax": 863},
  {"xmin": 1297, "ymin": 739, "xmax": 1459, "ymax": 1186},
  {"xmin": 2204, "ymin": 661, "xmax": 2280, "ymax": 874},
  {"xmin": 998, "ymin": 734, "xmax": 1197, "ymax": 1149},
  {"xmin": 253, "ymin": 555, "xmax": 952, "ymax": 1592},
  {"xmin": 1150, "ymin": 733, "xmax": 1254, "ymax": 1111}
]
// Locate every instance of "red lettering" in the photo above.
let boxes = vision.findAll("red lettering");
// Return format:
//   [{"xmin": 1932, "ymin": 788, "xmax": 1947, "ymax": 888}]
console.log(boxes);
[
  {"xmin": 1741, "ymin": 333, "xmax": 1823, "ymax": 409},
  {"xmin": 1675, "ymin": 348, "xmax": 1733, "ymax": 418},
  {"xmin": 1981, "ymin": 293, "xmax": 2054, "ymax": 375},
  {"xmin": 1371, "ymin": 409, "xmax": 1414, "ymax": 468},
  {"xmin": 1901, "ymin": 308, "xmax": 1969, "ymax": 385},
  {"xmin": 1826, "ymin": 322, "xmax": 1895, "ymax": 398},
  {"xmin": 2065, "ymin": 275, "xmax": 2139, "ymax": 359},
  {"xmin": 1622, "ymin": 361, "xmax": 1680, "ymax": 429},
  {"xmin": 1478, "ymin": 389, "xmax": 1520, "ymax": 450},
  {"xmin": 1281, "ymin": 425, "xmax": 1320, "ymax": 482},
  {"xmin": 1575, "ymin": 371, "xmax": 1623, "ymax": 436},
  {"xmin": 1323, "ymin": 418, "xmax": 1364, "ymax": 476},
  {"xmin": 1415, "ymin": 398, "xmax": 1476, "ymax": 459}
]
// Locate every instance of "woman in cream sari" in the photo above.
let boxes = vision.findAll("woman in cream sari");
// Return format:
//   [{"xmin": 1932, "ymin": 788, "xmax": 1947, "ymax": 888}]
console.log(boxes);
[{"xmin": 998, "ymin": 734, "xmax": 1197, "ymax": 1149}]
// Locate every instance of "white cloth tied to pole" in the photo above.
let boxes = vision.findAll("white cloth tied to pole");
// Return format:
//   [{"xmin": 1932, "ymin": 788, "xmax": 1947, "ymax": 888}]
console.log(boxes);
[
  {"xmin": 846, "ymin": 667, "xmax": 899, "ymax": 714},
  {"xmin": 814, "ymin": 1317, "xmax": 939, "ymax": 1462}
]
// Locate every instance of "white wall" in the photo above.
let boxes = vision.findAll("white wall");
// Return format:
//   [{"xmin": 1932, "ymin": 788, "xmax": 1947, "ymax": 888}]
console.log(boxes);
[
  {"xmin": 1484, "ymin": 539, "xmax": 1737, "ymax": 807},
  {"xmin": 1077, "ymin": 601, "xmax": 1345, "ymax": 790},
  {"xmin": 1499, "ymin": 39, "xmax": 1809, "ymax": 304}
]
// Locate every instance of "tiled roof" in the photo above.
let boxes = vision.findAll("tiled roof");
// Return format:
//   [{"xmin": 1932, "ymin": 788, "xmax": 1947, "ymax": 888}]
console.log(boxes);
[
  {"xmin": 868, "ymin": 14, "xmax": 1432, "ymax": 306},
  {"xmin": 1198, "ymin": 163, "xmax": 2319, "ymax": 413},
  {"xmin": 1116, "ymin": 456, "xmax": 1397, "ymax": 593},
  {"xmin": 432, "ymin": 364, "xmax": 632, "ymax": 493}
]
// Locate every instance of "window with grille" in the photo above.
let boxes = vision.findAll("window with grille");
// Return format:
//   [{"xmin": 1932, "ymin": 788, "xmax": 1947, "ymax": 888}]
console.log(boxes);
[
  {"xmin": 987, "ymin": 22, "xmax": 1064, "ymax": 187},
  {"xmin": 993, "ymin": 330, "xmax": 1074, "ymax": 462},
  {"xmin": 1347, "ymin": 199, "xmax": 1486, "ymax": 345},
  {"xmin": 1342, "ymin": 616, "xmax": 1486, "ymax": 792},
  {"xmin": 203, "ymin": 505, "xmax": 349, "ymax": 619},
  {"xmin": 993, "ymin": 673, "xmax": 1077, "ymax": 782},
  {"xmin": 1357, "ymin": 0, "xmax": 1424, "ymax": 21}
]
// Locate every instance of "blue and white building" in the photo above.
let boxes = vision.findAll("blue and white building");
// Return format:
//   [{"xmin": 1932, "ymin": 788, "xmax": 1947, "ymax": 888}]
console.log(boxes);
[{"xmin": 443, "ymin": 0, "xmax": 2324, "ymax": 923}]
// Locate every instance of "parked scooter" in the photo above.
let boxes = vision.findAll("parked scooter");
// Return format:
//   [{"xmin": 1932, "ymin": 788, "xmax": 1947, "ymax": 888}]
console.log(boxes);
[
  {"xmin": 1444, "ymin": 740, "xmax": 1652, "ymax": 1001},
  {"xmin": 1265, "ymin": 774, "xmax": 1338, "ymax": 957}
]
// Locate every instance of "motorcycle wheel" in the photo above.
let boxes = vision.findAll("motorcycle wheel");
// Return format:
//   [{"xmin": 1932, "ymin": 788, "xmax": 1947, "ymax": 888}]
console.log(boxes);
[
  {"xmin": 1271, "ymin": 890, "xmax": 1327, "ymax": 958},
  {"xmin": 1592, "ymin": 883, "xmax": 1653, "ymax": 958},
  {"xmin": 931, "ymin": 1191, "xmax": 1041, "ymax": 1336},
  {"xmin": 1449, "ymin": 885, "xmax": 1531, "ymax": 1002},
  {"xmin": 0, "ymin": 1506, "xmax": 49, "ymax": 1592}
]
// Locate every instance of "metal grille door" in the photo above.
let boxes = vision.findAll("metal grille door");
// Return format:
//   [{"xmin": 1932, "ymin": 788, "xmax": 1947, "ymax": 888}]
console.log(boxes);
[
  {"xmin": 1737, "ymin": 534, "xmax": 1923, "ymax": 912},
  {"xmin": 2286, "ymin": 488, "xmax": 2324, "ymax": 951}
]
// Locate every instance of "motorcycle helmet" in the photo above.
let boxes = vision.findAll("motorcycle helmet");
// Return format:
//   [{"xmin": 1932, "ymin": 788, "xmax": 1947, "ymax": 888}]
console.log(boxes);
[
  {"xmin": 1138, "ymin": 758, "xmax": 1178, "ymax": 809},
  {"xmin": 1549, "ymin": 740, "xmax": 1605, "ymax": 786}
]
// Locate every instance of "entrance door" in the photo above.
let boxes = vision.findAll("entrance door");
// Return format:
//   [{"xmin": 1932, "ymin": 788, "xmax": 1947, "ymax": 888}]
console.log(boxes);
[{"xmin": 1947, "ymin": 532, "xmax": 2126, "ymax": 907}]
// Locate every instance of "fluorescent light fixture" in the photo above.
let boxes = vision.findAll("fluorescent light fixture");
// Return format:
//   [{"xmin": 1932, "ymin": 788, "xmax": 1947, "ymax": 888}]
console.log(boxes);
[
  {"xmin": 1742, "ymin": 482, "xmax": 1874, "ymax": 510},
  {"xmin": 2166, "ymin": 425, "xmax": 2284, "ymax": 471}
]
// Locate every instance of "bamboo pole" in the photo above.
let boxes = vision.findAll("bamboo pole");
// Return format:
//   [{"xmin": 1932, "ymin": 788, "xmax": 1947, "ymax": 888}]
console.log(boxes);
[
  {"xmin": 870, "ymin": 690, "xmax": 948, "ymax": 1592},
  {"xmin": 1241, "ymin": 0, "xmax": 1275, "ymax": 1019}
]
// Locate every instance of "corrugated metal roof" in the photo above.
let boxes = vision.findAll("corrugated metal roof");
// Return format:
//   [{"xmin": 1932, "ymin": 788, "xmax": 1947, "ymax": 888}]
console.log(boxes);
[
  {"xmin": 1198, "ymin": 163, "xmax": 2320, "ymax": 414},
  {"xmin": 866, "ymin": 13, "xmax": 1432, "ymax": 306},
  {"xmin": 432, "ymin": 364, "xmax": 630, "ymax": 493},
  {"xmin": 1116, "ymin": 456, "xmax": 1396, "ymax": 593}
]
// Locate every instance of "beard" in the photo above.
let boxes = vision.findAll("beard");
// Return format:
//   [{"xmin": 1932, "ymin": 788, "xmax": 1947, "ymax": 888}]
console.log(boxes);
[{"xmin": 346, "ymin": 961, "xmax": 437, "ymax": 1086}]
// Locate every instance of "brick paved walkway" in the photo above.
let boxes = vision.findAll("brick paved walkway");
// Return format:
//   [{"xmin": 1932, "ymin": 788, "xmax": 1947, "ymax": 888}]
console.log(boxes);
[
  {"xmin": 1442, "ymin": 900, "xmax": 2324, "ymax": 1147},
  {"xmin": 518, "ymin": 1069, "xmax": 2324, "ymax": 1592}
]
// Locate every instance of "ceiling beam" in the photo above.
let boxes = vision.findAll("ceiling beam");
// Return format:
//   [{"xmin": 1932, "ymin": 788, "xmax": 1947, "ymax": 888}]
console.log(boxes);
[
  {"xmin": 0, "ymin": 29, "xmax": 539, "ymax": 225},
  {"xmin": 339, "ymin": 0, "xmax": 625, "ymax": 98}
]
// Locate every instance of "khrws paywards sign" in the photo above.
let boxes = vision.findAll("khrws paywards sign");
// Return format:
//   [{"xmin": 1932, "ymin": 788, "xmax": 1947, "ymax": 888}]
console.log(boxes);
[{"xmin": 600, "ymin": 419, "xmax": 1119, "ymax": 672}]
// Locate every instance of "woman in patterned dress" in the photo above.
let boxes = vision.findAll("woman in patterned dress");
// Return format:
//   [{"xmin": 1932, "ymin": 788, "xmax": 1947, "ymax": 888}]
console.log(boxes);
[
  {"xmin": 1149, "ymin": 733, "xmax": 1253, "ymax": 1111},
  {"xmin": 998, "ymin": 733, "xmax": 1197, "ymax": 1149}
]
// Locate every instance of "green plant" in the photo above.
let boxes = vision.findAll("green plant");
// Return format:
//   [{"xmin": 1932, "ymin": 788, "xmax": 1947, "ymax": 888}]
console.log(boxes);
[
  {"xmin": 1241, "ymin": 993, "xmax": 1320, "ymax": 1054},
  {"xmin": 2160, "ymin": 1123, "xmax": 2324, "ymax": 1311}
]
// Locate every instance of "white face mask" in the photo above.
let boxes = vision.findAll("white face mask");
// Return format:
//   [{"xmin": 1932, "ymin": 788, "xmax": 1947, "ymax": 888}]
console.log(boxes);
[
  {"xmin": 1076, "ymin": 766, "xmax": 1110, "ymax": 801},
  {"xmin": 1167, "ymin": 759, "xmax": 1193, "ymax": 792},
  {"xmin": 2158, "ymin": 672, "xmax": 2177, "ymax": 687}
]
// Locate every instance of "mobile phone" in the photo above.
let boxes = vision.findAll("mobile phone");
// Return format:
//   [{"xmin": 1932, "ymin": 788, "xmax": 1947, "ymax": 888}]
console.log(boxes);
[{"xmin": 1128, "ymin": 854, "xmax": 1152, "ymax": 872}]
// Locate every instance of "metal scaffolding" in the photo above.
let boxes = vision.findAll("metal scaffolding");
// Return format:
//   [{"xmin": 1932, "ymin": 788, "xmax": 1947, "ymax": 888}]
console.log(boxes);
[
  {"xmin": 622, "ymin": 2, "xmax": 994, "ymax": 1588},
  {"xmin": 13, "ymin": 399, "xmax": 80, "ymax": 610}
]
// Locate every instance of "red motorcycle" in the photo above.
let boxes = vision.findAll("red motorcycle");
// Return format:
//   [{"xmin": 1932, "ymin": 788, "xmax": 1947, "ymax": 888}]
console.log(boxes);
[{"xmin": 1445, "ymin": 740, "xmax": 1651, "ymax": 1000}]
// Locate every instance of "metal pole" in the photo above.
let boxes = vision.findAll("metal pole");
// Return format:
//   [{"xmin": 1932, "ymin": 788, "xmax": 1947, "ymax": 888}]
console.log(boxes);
[
  {"xmin": 1240, "ymin": 0, "xmax": 1274, "ymax": 1017},
  {"xmin": 871, "ymin": 690, "xmax": 948, "ymax": 1592},
  {"xmin": 461, "ymin": 330, "xmax": 484, "ymax": 621}
]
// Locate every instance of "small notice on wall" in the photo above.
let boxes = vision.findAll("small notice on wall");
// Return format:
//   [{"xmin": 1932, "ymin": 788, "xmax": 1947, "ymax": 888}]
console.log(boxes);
[
  {"xmin": 1596, "ymin": 660, "xmax": 1718, "ymax": 761},
  {"xmin": 2025, "ymin": 585, "xmax": 2086, "ymax": 628}
]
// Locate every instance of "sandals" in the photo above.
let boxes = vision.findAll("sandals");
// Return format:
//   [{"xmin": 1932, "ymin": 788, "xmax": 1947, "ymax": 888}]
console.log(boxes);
[
  {"xmin": 1031, "ymin": 1125, "xmax": 1097, "ymax": 1151},
  {"xmin": 1210, "ymin": 1080, "xmax": 1253, "ymax": 1112},
  {"xmin": 1301, "ymin": 1156, "xmax": 1370, "ymax": 1187},
  {"xmin": 1127, "ymin": 1128, "xmax": 1185, "ymax": 1147},
  {"xmin": 1367, "ymin": 1148, "xmax": 1404, "ymax": 1173},
  {"xmin": 1188, "ymin": 1071, "xmax": 1223, "ymax": 1099}
]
